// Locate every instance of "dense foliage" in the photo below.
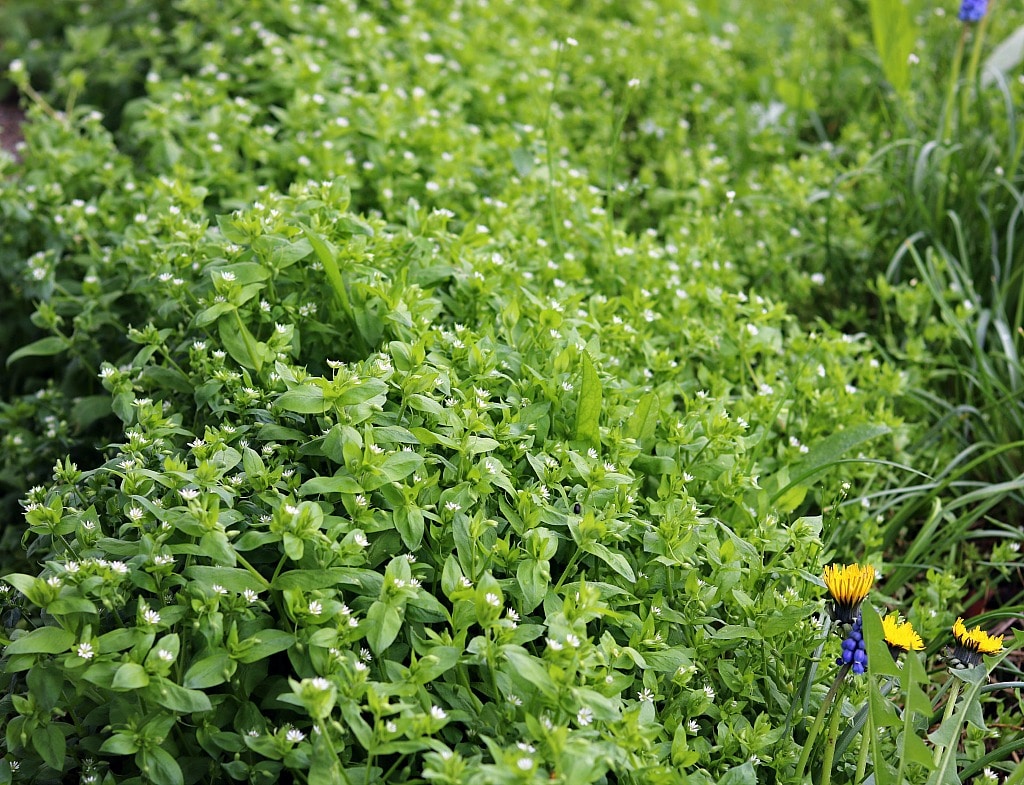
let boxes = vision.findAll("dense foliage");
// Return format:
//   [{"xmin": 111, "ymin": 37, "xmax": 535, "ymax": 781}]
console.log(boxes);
[{"xmin": 0, "ymin": 2, "xmax": 1021, "ymax": 784}]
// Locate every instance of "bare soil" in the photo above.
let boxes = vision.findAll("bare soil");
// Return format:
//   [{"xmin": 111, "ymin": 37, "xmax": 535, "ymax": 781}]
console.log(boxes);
[{"xmin": 0, "ymin": 100, "xmax": 26, "ymax": 160}]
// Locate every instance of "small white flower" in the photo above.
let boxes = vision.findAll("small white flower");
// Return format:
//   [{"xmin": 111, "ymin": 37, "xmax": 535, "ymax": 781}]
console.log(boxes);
[
  {"xmin": 566, "ymin": 633, "xmax": 581, "ymax": 648},
  {"xmin": 508, "ymin": 694, "xmax": 523, "ymax": 707},
  {"xmin": 285, "ymin": 728, "xmax": 306, "ymax": 743},
  {"xmin": 576, "ymin": 707, "xmax": 593, "ymax": 726},
  {"xmin": 309, "ymin": 677, "xmax": 330, "ymax": 691},
  {"xmin": 212, "ymin": 584, "xmax": 228, "ymax": 596},
  {"xmin": 687, "ymin": 719, "xmax": 700, "ymax": 734},
  {"xmin": 637, "ymin": 688, "xmax": 655, "ymax": 702},
  {"xmin": 354, "ymin": 532, "xmax": 369, "ymax": 547},
  {"xmin": 459, "ymin": 577, "xmax": 473, "ymax": 589},
  {"xmin": 444, "ymin": 501, "xmax": 461, "ymax": 512},
  {"xmin": 142, "ymin": 609, "xmax": 161, "ymax": 625},
  {"xmin": 485, "ymin": 592, "xmax": 500, "ymax": 607},
  {"xmin": 430, "ymin": 705, "xmax": 447, "ymax": 720},
  {"xmin": 703, "ymin": 685, "xmax": 716, "ymax": 701},
  {"xmin": 77, "ymin": 642, "xmax": 95, "ymax": 660},
  {"xmin": 308, "ymin": 600, "xmax": 323, "ymax": 616},
  {"xmin": 158, "ymin": 649, "xmax": 175, "ymax": 662},
  {"xmin": 243, "ymin": 589, "xmax": 259, "ymax": 604},
  {"xmin": 547, "ymin": 638, "xmax": 564, "ymax": 651}
]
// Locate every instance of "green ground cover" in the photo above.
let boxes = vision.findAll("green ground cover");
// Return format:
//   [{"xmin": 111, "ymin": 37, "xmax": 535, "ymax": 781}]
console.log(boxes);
[{"xmin": 0, "ymin": 1, "xmax": 1021, "ymax": 783}]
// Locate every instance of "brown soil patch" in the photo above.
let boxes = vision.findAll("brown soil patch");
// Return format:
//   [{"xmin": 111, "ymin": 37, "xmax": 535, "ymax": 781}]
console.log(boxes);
[{"xmin": 0, "ymin": 100, "xmax": 26, "ymax": 160}]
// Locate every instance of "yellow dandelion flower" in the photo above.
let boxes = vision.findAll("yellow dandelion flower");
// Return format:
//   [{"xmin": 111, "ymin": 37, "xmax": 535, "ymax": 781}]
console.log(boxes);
[
  {"xmin": 882, "ymin": 614, "xmax": 924, "ymax": 654},
  {"xmin": 822, "ymin": 563, "xmax": 875, "ymax": 625},
  {"xmin": 948, "ymin": 617, "xmax": 1003, "ymax": 668}
]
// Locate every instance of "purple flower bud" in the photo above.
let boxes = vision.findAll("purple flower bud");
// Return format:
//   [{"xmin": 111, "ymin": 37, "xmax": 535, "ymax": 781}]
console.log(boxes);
[{"xmin": 958, "ymin": 0, "xmax": 988, "ymax": 22}]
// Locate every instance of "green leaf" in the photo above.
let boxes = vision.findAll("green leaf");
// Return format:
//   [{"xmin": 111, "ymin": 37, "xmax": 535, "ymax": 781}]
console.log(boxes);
[
  {"xmin": 184, "ymin": 651, "xmax": 235, "ymax": 689},
  {"xmin": 112, "ymin": 662, "xmax": 150, "ymax": 690},
  {"xmin": 6, "ymin": 336, "xmax": 69, "ymax": 366},
  {"xmin": 712, "ymin": 625, "xmax": 762, "ymax": 642},
  {"xmin": 336, "ymin": 378, "xmax": 388, "ymax": 406},
  {"xmin": 582, "ymin": 541, "xmax": 635, "ymax": 582},
  {"xmin": 183, "ymin": 566, "xmax": 267, "ymax": 594},
  {"xmin": 365, "ymin": 601, "xmax": 403, "ymax": 655},
  {"xmin": 511, "ymin": 147, "xmax": 534, "ymax": 177},
  {"xmin": 502, "ymin": 646, "xmax": 557, "ymax": 699},
  {"xmin": 99, "ymin": 733, "xmax": 139, "ymax": 755},
  {"xmin": 516, "ymin": 559, "xmax": 549, "ymax": 613},
  {"xmin": 139, "ymin": 746, "xmax": 184, "ymax": 785},
  {"xmin": 394, "ymin": 506, "xmax": 424, "ymax": 550},
  {"xmin": 70, "ymin": 395, "xmax": 114, "ymax": 428},
  {"xmin": 379, "ymin": 451, "xmax": 423, "ymax": 483},
  {"xmin": 4, "ymin": 627, "xmax": 75, "ymax": 656},
  {"xmin": 868, "ymin": 0, "xmax": 915, "ymax": 93},
  {"xmin": 301, "ymin": 225, "xmax": 352, "ymax": 319},
  {"xmin": 574, "ymin": 351, "xmax": 602, "ymax": 449},
  {"xmin": 277, "ymin": 385, "xmax": 327, "ymax": 414},
  {"xmin": 1, "ymin": 572, "xmax": 38, "ymax": 597},
  {"xmin": 717, "ymin": 761, "xmax": 756, "ymax": 785},
  {"xmin": 300, "ymin": 473, "xmax": 363, "ymax": 495},
  {"xmin": 234, "ymin": 629, "xmax": 295, "ymax": 664},
  {"xmin": 33, "ymin": 724, "xmax": 66, "ymax": 771},
  {"xmin": 626, "ymin": 391, "xmax": 659, "ymax": 444},
  {"xmin": 27, "ymin": 664, "xmax": 63, "ymax": 713},
  {"xmin": 219, "ymin": 317, "xmax": 268, "ymax": 372},
  {"xmin": 771, "ymin": 423, "xmax": 891, "ymax": 504},
  {"xmin": 144, "ymin": 678, "xmax": 213, "ymax": 714},
  {"xmin": 272, "ymin": 568, "xmax": 361, "ymax": 591}
]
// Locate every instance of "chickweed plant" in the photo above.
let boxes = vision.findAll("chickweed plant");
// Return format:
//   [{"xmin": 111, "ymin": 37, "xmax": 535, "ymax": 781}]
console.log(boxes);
[{"xmin": 0, "ymin": 1, "xmax": 1021, "ymax": 784}]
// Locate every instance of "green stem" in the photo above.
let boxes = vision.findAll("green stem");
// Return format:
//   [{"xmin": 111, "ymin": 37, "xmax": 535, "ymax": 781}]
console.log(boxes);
[
  {"xmin": 543, "ymin": 42, "xmax": 565, "ymax": 253},
  {"xmin": 552, "ymin": 548, "xmax": 583, "ymax": 592},
  {"xmin": 821, "ymin": 693, "xmax": 845, "ymax": 785},
  {"xmin": 603, "ymin": 87, "xmax": 634, "ymax": 256},
  {"xmin": 932, "ymin": 678, "xmax": 962, "ymax": 766},
  {"xmin": 962, "ymin": 1, "xmax": 996, "ymax": 120},
  {"xmin": 235, "ymin": 550, "xmax": 271, "ymax": 591},
  {"xmin": 854, "ymin": 723, "xmax": 870, "ymax": 784},
  {"xmin": 935, "ymin": 25, "xmax": 968, "ymax": 227},
  {"xmin": 794, "ymin": 663, "xmax": 851, "ymax": 782},
  {"xmin": 271, "ymin": 553, "xmax": 289, "ymax": 587},
  {"xmin": 941, "ymin": 27, "xmax": 968, "ymax": 146}
]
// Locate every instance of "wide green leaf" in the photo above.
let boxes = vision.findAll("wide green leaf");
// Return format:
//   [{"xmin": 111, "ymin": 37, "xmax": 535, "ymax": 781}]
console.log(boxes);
[
  {"xmin": 4, "ymin": 627, "xmax": 76, "ymax": 656},
  {"xmin": 6, "ymin": 336, "xmax": 69, "ymax": 366},
  {"xmin": 574, "ymin": 351, "xmax": 602, "ymax": 449}
]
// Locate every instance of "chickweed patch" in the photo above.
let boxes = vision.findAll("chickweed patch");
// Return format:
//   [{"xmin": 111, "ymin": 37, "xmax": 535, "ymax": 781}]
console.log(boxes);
[{"xmin": 0, "ymin": 2, "xmax": 1021, "ymax": 784}]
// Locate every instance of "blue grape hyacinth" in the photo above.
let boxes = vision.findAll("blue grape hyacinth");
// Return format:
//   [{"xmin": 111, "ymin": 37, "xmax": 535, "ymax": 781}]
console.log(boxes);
[
  {"xmin": 958, "ymin": 0, "xmax": 988, "ymax": 22},
  {"xmin": 837, "ymin": 617, "xmax": 868, "ymax": 674}
]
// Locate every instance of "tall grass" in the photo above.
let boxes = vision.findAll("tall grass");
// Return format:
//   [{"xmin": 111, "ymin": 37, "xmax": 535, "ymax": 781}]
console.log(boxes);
[{"xmin": 848, "ymin": 3, "xmax": 1024, "ymax": 627}]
